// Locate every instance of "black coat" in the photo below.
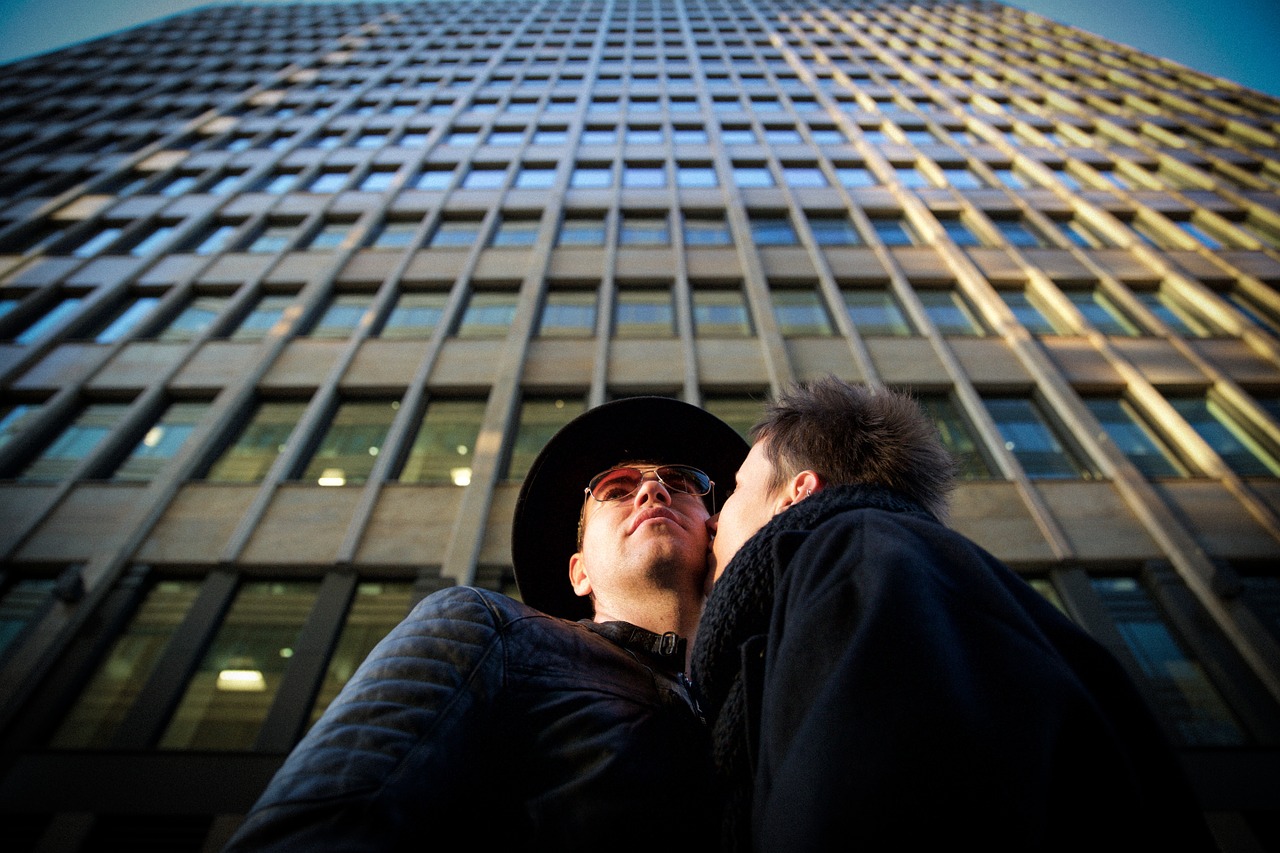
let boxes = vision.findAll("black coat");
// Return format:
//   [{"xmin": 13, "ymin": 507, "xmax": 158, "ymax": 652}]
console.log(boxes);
[
  {"xmin": 692, "ymin": 485, "xmax": 1217, "ymax": 851},
  {"xmin": 223, "ymin": 586, "xmax": 717, "ymax": 852}
]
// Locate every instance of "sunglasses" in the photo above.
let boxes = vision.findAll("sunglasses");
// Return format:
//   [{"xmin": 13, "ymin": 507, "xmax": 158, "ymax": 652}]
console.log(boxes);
[{"xmin": 584, "ymin": 464, "xmax": 713, "ymax": 503}]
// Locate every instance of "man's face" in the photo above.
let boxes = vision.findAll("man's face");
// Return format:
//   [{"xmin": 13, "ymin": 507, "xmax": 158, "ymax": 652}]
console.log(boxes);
[
  {"xmin": 572, "ymin": 463, "xmax": 712, "ymax": 608},
  {"xmin": 709, "ymin": 440, "xmax": 786, "ymax": 584}
]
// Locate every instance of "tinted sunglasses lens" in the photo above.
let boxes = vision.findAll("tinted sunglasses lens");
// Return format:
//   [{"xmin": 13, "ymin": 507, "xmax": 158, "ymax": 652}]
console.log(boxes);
[
  {"xmin": 658, "ymin": 466, "xmax": 710, "ymax": 495},
  {"xmin": 589, "ymin": 468, "xmax": 644, "ymax": 501}
]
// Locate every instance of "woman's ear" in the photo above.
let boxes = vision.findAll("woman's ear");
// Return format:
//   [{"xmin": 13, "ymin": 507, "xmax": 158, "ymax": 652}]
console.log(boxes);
[
  {"xmin": 569, "ymin": 552, "xmax": 592, "ymax": 597},
  {"xmin": 777, "ymin": 470, "xmax": 822, "ymax": 511}
]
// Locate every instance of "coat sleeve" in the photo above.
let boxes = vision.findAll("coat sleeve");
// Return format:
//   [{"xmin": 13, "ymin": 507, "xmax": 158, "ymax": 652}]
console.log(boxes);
[{"xmin": 222, "ymin": 586, "xmax": 507, "ymax": 853}]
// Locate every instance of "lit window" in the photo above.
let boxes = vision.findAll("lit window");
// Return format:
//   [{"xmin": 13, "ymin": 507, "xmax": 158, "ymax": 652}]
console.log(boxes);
[
  {"xmin": 399, "ymin": 398, "xmax": 486, "ymax": 485},
  {"xmin": 983, "ymin": 396, "xmax": 1097, "ymax": 479},
  {"xmin": 159, "ymin": 581, "xmax": 320, "ymax": 750},
  {"xmin": 204, "ymin": 400, "xmax": 308, "ymax": 483},
  {"xmin": 300, "ymin": 400, "xmax": 399, "ymax": 486}
]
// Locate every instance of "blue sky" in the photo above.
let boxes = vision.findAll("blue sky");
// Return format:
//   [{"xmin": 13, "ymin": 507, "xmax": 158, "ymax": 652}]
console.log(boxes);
[{"xmin": 0, "ymin": 0, "xmax": 1277, "ymax": 99}]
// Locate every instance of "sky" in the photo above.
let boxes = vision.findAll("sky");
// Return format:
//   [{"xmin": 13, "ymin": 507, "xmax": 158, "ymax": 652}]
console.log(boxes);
[{"xmin": 0, "ymin": 0, "xmax": 1277, "ymax": 99}]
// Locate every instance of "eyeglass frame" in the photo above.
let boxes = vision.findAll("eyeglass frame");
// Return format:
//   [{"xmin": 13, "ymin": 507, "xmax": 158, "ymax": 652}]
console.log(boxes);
[{"xmin": 575, "ymin": 463, "xmax": 715, "ymax": 549}]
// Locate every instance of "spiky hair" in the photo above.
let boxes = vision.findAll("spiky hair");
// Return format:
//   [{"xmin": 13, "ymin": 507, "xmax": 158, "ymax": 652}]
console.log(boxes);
[{"xmin": 751, "ymin": 376, "xmax": 957, "ymax": 522}]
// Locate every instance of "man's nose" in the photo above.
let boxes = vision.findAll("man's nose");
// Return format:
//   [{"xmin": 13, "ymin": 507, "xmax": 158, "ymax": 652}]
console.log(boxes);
[{"xmin": 632, "ymin": 473, "xmax": 671, "ymax": 504}]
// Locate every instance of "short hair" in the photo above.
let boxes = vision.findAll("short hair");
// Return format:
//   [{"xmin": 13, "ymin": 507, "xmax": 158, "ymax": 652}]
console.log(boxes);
[{"xmin": 750, "ymin": 376, "xmax": 957, "ymax": 521}]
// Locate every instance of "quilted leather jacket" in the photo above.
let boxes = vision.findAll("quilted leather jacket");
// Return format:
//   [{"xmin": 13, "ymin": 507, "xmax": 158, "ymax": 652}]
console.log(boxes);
[{"xmin": 222, "ymin": 586, "xmax": 717, "ymax": 852}]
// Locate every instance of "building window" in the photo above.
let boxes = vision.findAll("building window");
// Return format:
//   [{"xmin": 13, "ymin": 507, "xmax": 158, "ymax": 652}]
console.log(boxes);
[
  {"xmin": 1063, "ymin": 289, "xmax": 1143, "ymax": 336},
  {"xmin": 807, "ymin": 214, "xmax": 861, "ymax": 246},
  {"xmin": 771, "ymin": 286, "xmax": 834, "ymax": 337},
  {"xmin": 936, "ymin": 215, "xmax": 981, "ymax": 247},
  {"xmin": 69, "ymin": 225, "xmax": 125, "ymax": 258},
  {"xmin": 367, "ymin": 219, "xmax": 421, "ymax": 250},
  {"xmin": 693, "ymin": 286, "xmax": 753, "ymax": 337},
  {"xmin": 843, "ymin": 288, "xmax": 913, "ymax": 336},
  {"xmin": 455, "ymin": 290, "xmax": 519, "ymax": 338},
  {"xmin": 427, "ymin": 218, "xmax": 484, "ymax": 248},
  {"xmin": 917, "ymin": 289, "xmax": 988, "ymax": 336},
  {"xmin": 1091, "ymin": 577, "xmax": 1246, "ymax": 746},
  {"xmin": 203, "ymin": 400, "xmax": 308, "ymax": 483},
  {"xmin": 983, "ymin": 396, "xmax": 1097, "ymax": 479},
  {"xmin": 462, "ymin": 165, "xmax": 508, "ymax": 190},
  {"xmin": 87, "ymin": 296, "xmax": 162, "ymax": 344},
  {"xmin": 358, "ymin": 168, "xmax": 398, "ymax": 192},
  {"xmin": 306, "ymin": 294, "xmax": 373, "ymax": 339},
  {"xmin": 505, "ymin": 395, "xmax": 585, "ymax": 481},
  {"xmin": 490, "ymin": 216, "xmax": 542, "ymax": 247},
  {"xmin": 750, "ymin": 214, "xmax": 799, "ymax": 246},
  {"xmin": 49, "ymin": 580, "xmax": 203, "ymax": 748},
  {"xmin": 782, "ymin": 165, "xmax": 827, "ymax": 188},
  {"xmin": 299, "ymin": 399, "xmax": 399, "ymax": 486},
  {"xmin": 413, "ymin": 167, "xmax": 455, "ymax": 190},
  {"xmin": 14, "ymin": 403, "xmax": 131, "ymax": 482},
  {"xmin": 380, "ymin": 292, "xmax": 449, "ymax": 339},
  {"xmin": 993, "ymin": 217, "xmax": 1048, "ymax": 248},
  {"xmin": 868, "ymin": 216, "xmax": 916, "ymax": 246},
  {"xmin": 398, "ymin": 398, "xmax": 486, "ymax": 485},
  {"xmin": 538, "ymin": 289, "xmax": 597, "ymax": 337},
  {"xmin": 1084, "ymin": 397, "xmax": 1187, "ymax": 478},
  {"xmin": 622, "ymin": 163, "xmax": 666, "ymax": 188},
  {"xmin": 111, "ymin": 402, "xmax": 210, "ymax": 482},
  {"xmin": 155, "ymin": 295, "xmax": 229, "ymax": 342},
  {"xmin": 244, "ymin": 222, "xmax": 301, "ymax": 254},
  {"xmin": 302, "ymin": 220, "xmax": 354, "ymax": 251},
  {"xmin": 0, "ymin": 403, "xmax": 41, "ymax": 451},
  {"xmin": 159, "ymin": 581, "xmax": 321, "ymax": 750},
  {"xmin": 618, "ymin": 214, "xmax": 670, "ymax": 245},
  {"xmin": 308, "ymin": 582, "xmax": 417, "ymax": 723},
  {"xmin": 1167, "ymin": 394, "xmax": 1280, "ymax": 477},
  {"xmin": 941, "ymin": 167, "xmax": 984, "ymax": 189},
  {"xmin": 999, "ymin": 290, "xmax": 1061, "ymax": 335},
  {"xmin": 571, "ymin": 164, "xmax": 613, "ymax": 188},
  {"xmin": 1132, "ymin": 290, "xmax": 1220, "ymax": 337},
  {"xmin": 227, "ymin": 293, "xmax": 295, "ymax": 341},
  {"xmin": 515, "ymin": 165, "xmax": 558, "ymax": 189},
  {"xmin": 676, "ymin": 164, "xmax": 718, "ymax": 188},
  {"xmin": 917, "ymin": 395, "xmax": 994, "ymax": 479},
  {"xmin": 682, "ymin": 213, "xmax": 732, "ymax": 246},
  {"xmin": 614, "ymin": 286, "xmax": 675, "ymax": 337},
  {"xmin": 835, "ymin": 164, "xmax": 877, "ymax": 187},
  {"xmin": 733, "ymin": 164, "xmax": 774, "ymax": 188},
  {"xmin": 558, "ymin": 214, "xmax": 608, "ymax": 246}
]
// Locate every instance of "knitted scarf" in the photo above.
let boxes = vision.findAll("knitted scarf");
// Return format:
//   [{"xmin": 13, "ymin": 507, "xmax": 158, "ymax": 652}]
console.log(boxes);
[{"xmin": 690, "ymin": 484, "xmax": 933, "ymax": 851}]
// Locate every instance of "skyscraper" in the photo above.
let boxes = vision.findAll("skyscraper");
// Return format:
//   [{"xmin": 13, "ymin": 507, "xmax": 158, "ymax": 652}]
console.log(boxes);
[{"xmin": 1, "ymin": 0, "xmax": 1278, "ymax": 848}]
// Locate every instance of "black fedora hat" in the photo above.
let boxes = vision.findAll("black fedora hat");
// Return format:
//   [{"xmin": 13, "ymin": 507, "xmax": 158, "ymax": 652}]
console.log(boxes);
[{"xmin": 512, "ymin": 396, "xmax": 750, "ymax": 621}]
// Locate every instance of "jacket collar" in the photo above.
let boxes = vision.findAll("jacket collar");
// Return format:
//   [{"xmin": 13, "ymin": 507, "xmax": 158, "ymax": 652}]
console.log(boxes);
[{"xmin": 584, "ymin": 620, "xmax": 687, "ymax": 670}]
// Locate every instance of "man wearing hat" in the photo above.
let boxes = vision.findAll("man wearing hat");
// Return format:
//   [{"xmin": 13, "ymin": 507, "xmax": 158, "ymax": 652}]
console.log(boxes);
[{"xmin": 222, "ymin": 396, "xmax": 748, "ymax": 853}]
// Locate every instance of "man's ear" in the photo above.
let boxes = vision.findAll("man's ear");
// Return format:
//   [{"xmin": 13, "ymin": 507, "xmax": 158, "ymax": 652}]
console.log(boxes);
[{"xmin": 569, "ymin": 552, "xmax": 592, "ymax": 597}]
